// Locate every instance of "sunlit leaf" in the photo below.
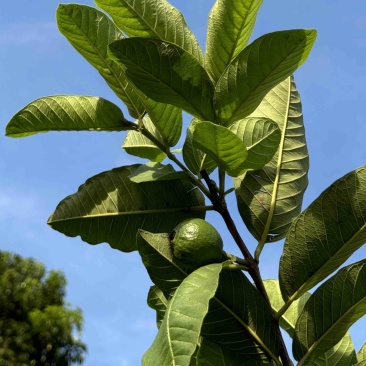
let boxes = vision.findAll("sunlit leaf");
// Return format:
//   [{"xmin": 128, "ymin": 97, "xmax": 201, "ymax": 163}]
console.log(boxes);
[
  {"xmin": 123, "ymin": 116, "xmax": 166, "ymax": 162},
  {"xmin": 95, "ymin": 0, "xmax": 204, "ymax": 63},
  {"xmin": 57, "ymin": 4, "xmax": 144, "ymax": 118},
  {"xmin": 143, "ymin": 264, "xmax": 224, "ymax": 366},
  {"xmin": 357, "ymin": 343, "xmax": 366, "ymax": 362},
  {"xmin": 214, "ymin": 30, "xmax": 317, "ymax": 125},
  {"xmin": 280, "ymin": 165, "xmax": 366, "ymax": 301},
  {"xmin": 48, "ymin": 165, "xmax": 206, "ymax": 252},
  {"xmin": 234, "ymin": 76, "xmax": 309, "ymax": 244},
  {"xmin": 108, "ymin": 38, "xmax": 215, "ymax": 121},
  {"xmin": 205, "ymin": 0, "xmax": 263, "ymax": 82},
  {"xmin": 192, "ymin": 121, "xmax": 248, "ymax": 177},
  {"xmin": 293, "ymin": 260, "xmax": 366, "ymax": 364},
  {"xmin": 6, "ymin": 96, "xmax": 130, "ymax": 137}
]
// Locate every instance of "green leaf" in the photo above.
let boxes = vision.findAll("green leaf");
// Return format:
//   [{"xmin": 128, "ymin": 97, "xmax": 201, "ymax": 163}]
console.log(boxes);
[
  {"xmin": 205, "ymin": 0, "xmax": 263, "ymax": 83},
  {"xmin": 6, "ymin": 96, "xmax": 130, "ymax": 138},
  {"xmin": 108, "ymin": 38, "xmax": 215, "ymax": 121},
  {"xmin": 279, "ymin": 165, "xmax": 366, "ymax": 302},
  {"xmin": 311, "ymin": 333, "xmax": 357, "ymax": 366},
  {"xmin": 123, "ymin": 116, "xmax": 167, "ymax": 162},
  {"xmin": 357, "ymin": 343, "xmax": 366, "ymax": 362},
  {"xmin": 137, "ymin": 230, "xmax": 280, "ymax": 362},
  {"xmin": 234, "ymin": 76, "xmax": 309, "ymax": 244},
  {"xmin": 192, "ymin": 121, "xmax": 248, "ymax": 177},
  {"xmin": 56, "ymin": 4, "xmax": 144, "ymax": 118},
  {"xmin": 293, "ymin": 260, "xmax": 366, "ymax": 365},
  {"xmin": 353, "ymin": 362, "xmax": 366, "ymax": 366},
  {"xmin": 147, "ymin": 285, "xmax": 168, "ymax": 329},
  {"xmin": 95, "ymin": 0, "xmax": 204, "ymax": 63},
  {"xmin": 182, "ymin": 119, "xmax": 217, "ymax": 176},
  {"xmin": 196, "ymin": 339, "xmax": 275, "ymax": 366},
  {"xmin": 143, "ymin": 263, "xmax": 224, "ymax": 366},
  {"xmin": 229, "ymin": 117, "xmax": 281, "ymax": 171},
  {"xmin": 263, "ymin": 279, "xmax": 310, "ymax": 338},
  {"xmin": 214, "ymin": 29, "xmax": 317, "ymax": 125},
  {"xmin": 128, "ymin": 162, "xmax": 190, "ymax": 183},
  {"xmin": 48, "ymin": 165, "xmax": 206, "ymax": 252}
]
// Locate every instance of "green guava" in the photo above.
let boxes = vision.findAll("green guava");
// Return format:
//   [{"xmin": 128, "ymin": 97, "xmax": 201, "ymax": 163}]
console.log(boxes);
[{"xmin": 170, "ymin": 218, "xmax": 223, "ymax": 268}]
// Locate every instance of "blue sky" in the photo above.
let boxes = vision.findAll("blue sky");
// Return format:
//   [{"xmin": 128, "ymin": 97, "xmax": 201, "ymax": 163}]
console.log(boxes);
[{"xmin": 1, "ymin": 0, "xmax": 366, "ymax": 365}]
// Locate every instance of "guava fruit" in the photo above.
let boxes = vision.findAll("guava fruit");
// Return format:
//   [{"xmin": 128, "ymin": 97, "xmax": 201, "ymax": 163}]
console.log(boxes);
[{"xmin": 170, "ymin": 218, "xmax": 223, "ymax": 268}]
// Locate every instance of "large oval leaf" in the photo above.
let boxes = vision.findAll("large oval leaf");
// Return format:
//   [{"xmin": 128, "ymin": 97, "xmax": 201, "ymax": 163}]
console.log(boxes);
[
  {"xmin": 229, "ymin": 117, "xmax": 281, "ymax": 171},
  {"xmin": 143, "ymin": 264, "xmax": 224, "ymax": 366},
  {"xmin": 48, "ymin": 165, "xmax": 206, "ymax": 252},
  {"xmin": 279, "ymin": 165, "xmax": 366, "ymax": 302},
  {"xmin": 136, "ymin": 231, "xmax": 280, "ymax": 362},
  {"xmin": 57, "ymin": 4, "xmax": 144, "ymax": 118},
  {"xmin": 234, "ymin": 76, "xmax": 309, "ymax": 245},
  {"xmin": 214, "ymin": 29, "xmax": 317, "ymax": 125},
  {"xmin": 205, "ymin": 0, "xmax": 263, "ymax": 83},
  {"xmin": 6, "ymin": 96, "xmax": 129, "ymax": 137},
  {"xmin": 293, "ymin": 260, "xmax": 366, "ymax": 365},
  {"xmin": 192, "ymin": 121, "xmax": 248, "ymax": 177},
  {"xmin": 108, "ymin": 38, "xmax": 215, "ymax": 122},
  {"xmin": 95, "ymin": 0, "xmax": 204, "ymax": 63}
]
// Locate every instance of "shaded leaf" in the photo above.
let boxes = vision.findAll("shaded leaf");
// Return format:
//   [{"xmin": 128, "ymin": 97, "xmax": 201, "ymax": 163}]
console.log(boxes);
[
  {"xmin": 143, "ymin": 264, "xmax": 224, "ymax": 366},
  {"xmin": 137, "ymin": 231, "xmax": 280, "ymax": 362},
  {"xmin": 6, "ymin": 96, "xmax": 129, "ymax": 138},
  {"xmin": 229, "ymin": 117, "xmax": 281, "ymax": 171},
  {"xmin": 57, "ymin": 4, "xmax": 144, "ymax": 118},
  {"xmin": 263, "ymin": 279, "xmax": 310, "ymax": 338},
  {"xmin": 196, "ymin": 339, "xmax": 275, "ymax": 366},
  {"xmin": 182, "ymin": 119, "xmax": 217, "ymax": 176},
  {"xmin": 280, "ymin": 165, "xmax": 366, "ymax": 302},
  {"xmin": 95, "ymin": 0, "xmax": 204, "ymax": 63},
  {"xmin": 48, "ymin": 165, "xmax": 206, "ymax": 252},
  {"xmin": 147, "ymin": 285, "xmax": 168, "ymax": 329},
  {"xmin": 205, "ymin": 0, "xmax": 263, "ymax": 83},
  {"xmin": 214, "ymin": 29, "xmax": 317, "ymax": 125},
  {"xmin": 293, "ymin": 260, "xmax": 366, "ymax": 364},
  {"xmin": 108, "ymin": 38, "xmax": 215, "ymax": 121},
  {"xmin": 192, "ymin": 121, "xmax": 248, "ymax": 177},
  {"xmin": 234, "ymin": 76, "xmax": 309, "ymax": 244},
  {"xmin": 128, "ymin": 162, "xmax": 190, "ymax": 183},
  {"xmin": 123, "ymin": 116, "xmax": 166, "ymax": 162}
]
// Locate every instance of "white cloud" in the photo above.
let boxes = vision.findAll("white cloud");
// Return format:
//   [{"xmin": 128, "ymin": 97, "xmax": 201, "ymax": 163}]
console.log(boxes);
[{"xmin": 0, "ymin": 21, "xmax": 58, "ymax": 47}]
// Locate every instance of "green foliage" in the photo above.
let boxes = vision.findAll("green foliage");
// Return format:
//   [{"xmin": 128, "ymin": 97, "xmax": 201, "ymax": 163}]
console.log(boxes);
[
  {"xmin": 0, "ymin": 251, "xmax": 86, "ymax": 365},
  {"xmin": 6, "ymin": 0, "xmax": 366, "ymax": 365}
]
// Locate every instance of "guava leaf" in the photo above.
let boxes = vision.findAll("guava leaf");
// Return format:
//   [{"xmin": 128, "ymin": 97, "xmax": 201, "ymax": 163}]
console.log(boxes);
[
  {"xmin": 192, "ymin": 121, "xmax": 248, "ymax": 177},
  {"xmin": 263, "ymin": 279, "xmax": 310, "ymax": 338},
  {"xmin": 95, "ymin": 0, "xmax": 204, "ymax": 63},
  {"xmin": 108, "ymin": 38, "xmax": 215, "ymax": 121},
  {"xmin": 214, "ymin": 29, "xmax": 317, "ymax": 126},
  {"xmin": 147, "ymin": 285, "xmax": 168, "ymax": 329},
  {"xmin": 182, "ymin": 119, "xmax": 217, "ymax": 176},
  {"xmin": 143, "ymin": 263, "xmax": 224, "ymax": 366},
  {"xmin": 137, "ymin": 230, "xmax": 280, "ymax": 362},
  {"xmin": 358, "ymin": 343, "xmax": 366, "ymax": 362},
  {"xmin": 128, "ymin": 162, "xmax": 190, "ymax": 183},
  {"xmin": 6, "ymin": 96, "xmax": 130, "ymax": 137},
  {"xmin": 293, "ymin": 260, "xmax": 366, "ymax": 365},
  {"xmin": 205, "ymin": 0, "xmax": 263, "ymax": 83},
  {"xmin": 279, "ymin": 165, "xmax": 366, "ymax": 302},
  {"xmin": 48, "ymin": 165, "xmax": 206, "ymax": 252},
  {"xmin": 122, "ymin": 116, "xmax": 166, "ymax": 162},
  {"xmin": 229, "ymin": 117, "xmax": 281, "ymax": 171},
  {"xmin": 234, "ymin": 76, "xmax": 309, "ymax": 244},
  {"xmin": 56, "ymin": 4, "xmax": 144, "ymax": 118}
]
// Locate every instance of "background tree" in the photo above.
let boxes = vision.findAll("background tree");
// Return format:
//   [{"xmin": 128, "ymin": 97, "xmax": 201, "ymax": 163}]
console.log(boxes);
[{"xmin": 0, "ymin": 251, "xmax": 86, "ymax": 365}]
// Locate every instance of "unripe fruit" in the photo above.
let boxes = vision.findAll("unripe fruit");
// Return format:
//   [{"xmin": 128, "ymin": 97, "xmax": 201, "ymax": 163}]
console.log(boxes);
[{"xmin": 170, "ymin": 218, "xmax": 223, "ymax": 268}]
